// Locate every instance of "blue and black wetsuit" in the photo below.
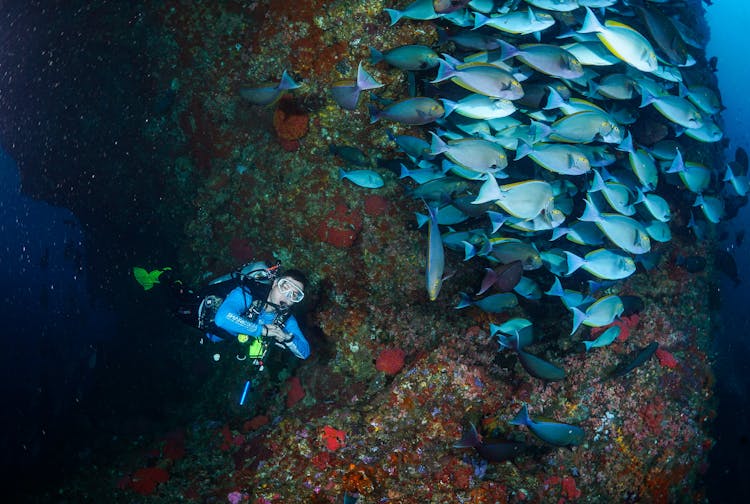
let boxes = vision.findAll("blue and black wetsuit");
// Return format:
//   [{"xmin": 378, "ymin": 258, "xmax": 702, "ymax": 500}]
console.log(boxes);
[{"xmin": 168, "ymin": 278, "xmax": 310, "ymax": 359}]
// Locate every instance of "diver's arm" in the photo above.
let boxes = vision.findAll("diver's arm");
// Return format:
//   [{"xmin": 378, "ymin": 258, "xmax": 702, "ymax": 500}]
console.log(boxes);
[
  {"xmin": 280, "ymin": 315, "xmax": 310, "ymax": 359},
  {"xmin": 214, "ymin": 287, "xmax": 263, "ymax": 337},
  {"xmin": 266, "ymin": 316, "xmax": 310, "ymax": 359}
]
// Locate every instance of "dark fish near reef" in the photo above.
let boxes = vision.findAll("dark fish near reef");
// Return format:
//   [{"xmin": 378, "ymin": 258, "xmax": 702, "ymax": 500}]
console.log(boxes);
[
  {"xmin": 510, "ymin": 404, "xmax": 584, "ymax": 448},
  {"xmin": 606, "ymin": 342, "xmax": 658, "ymax": 380},
  {"xmin": 239, "ymin": 70, "xmax": 300, "ymax": 106},
  {"xmin": 633, "ymin": 5, "xmax": 693, "ymax": 67},
  {"xmin": 714, "ymin": 248, "xmax": 740, "ymax": 286},
  {"xmin": 329, "ymin": 144, "xmax": 371, "ymax": 167},
  {"xmin": 736, "ymin": 147, "xmax": 749, "ymax": 171},
  {"xmin": 500, "ymin": 333, "xmax": 566, "ymax": 382},
  {"xmin": 477, "ymin": 260, "xmax": 523, "ymax": 295},
  {"xmin": 736, "ymin": 230, "xmax": 745, "ymax": 248},
  {"xmin": 454, "ymin": 423, "xmax": 526, "ymax": 462},
  {"xmin": 676, "ymin": 255, "xmax": 707, "ymax": 273}
]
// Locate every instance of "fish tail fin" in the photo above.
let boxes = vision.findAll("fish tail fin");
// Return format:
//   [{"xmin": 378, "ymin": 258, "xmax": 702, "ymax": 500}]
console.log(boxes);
[
  {"xmin": 666, "ymin": 149, "xmax": 685, "ymax": 174},
  {"xmin": 429, "ymin": 131, "xmax": 449, "ymax": 155},
  {"xmin": 368, "ymin": 104, "xmax": 380, "ymax": 124},
  {"xmin": 498, "ymin": 39, "xmax": 519, "ymax": 61},
  {"xmin": 723, "ymin": 164, "xmax": 734, "ymax": 182},
  {"xmin": 440, "ymin": 98, "xmax": 458, "ymax": 117},
  {"xmin": 356, "ymin": 62, "xmax": 383, "ymax": 91},
  {"xmin": 571, "ymin": 307, "xmax": 586, "ymax": 334},
  {"xmin": 278, "ymin": 70, "xmax": 301, "ymax": 91},
  {"xmin": 578, "ymin": 6, "xmax": 603, "ymax": 34},
  {"xmin": 633, "ymin": 187, "xmax": 646, "ymax": 205},
  {"xmin": 489, "ymin": 323, "xmax": 502, "ymax": 338},
  {"xmin": 509, "ymin": 404, "xmax": 530, "ymax": 427},
  {"xmin": 477, "ymin": 238, "xmax": 493, "ymax": 257},
  {"xmin": 472, "ymin": 174, "xmax": 502, "ymax": 205},
  {"xmin": 462, "ymin": 241, "xmax": 477, "ymax": 262},
  {"xmin": 399, "ymin": 163, "xmax": 411, "ymax": 179},
  {"xmin": 487, "ymin": 210, "xmax": 506, "ymax": 234},
  {"xmin": 431, "ymin": 58, "xmax": 456, "ymax": 84},
  {"xmin": 550, "ymin": 226, "xmax": 569, "ymax": 241},
  {"xmin": 369, "ymin": 46, "xmax": 383, "ymax": 65},
  {"xmin": 544, "ymin": 86, "xmax": 566, "ymax": 111},
  {"xmin": 564, "ymin": 251, "xmax": 585, "ymax": 276},
  {"xmin": 545, "ymin": 277, "xmax": 565, "ymax": 298},
  {"xmin": 415, "ymin": 211, "xmax": 429, "ymax": 229},
  {"xmin": 384, "ymin": 8, "xmax": 402, "ymax": 26},
  {"xmin": 583, "ymin": 341, "xmax": 593, "ymax": 352},
  {"xmin": 472, "ymin": 12, "xmax": 489, "ymax": 29},
  {"xmin": 639, "ymin": 86, "xmax": 657, "ymax": 108},
  {"xmin": 589, "ymin": 169, "xmax": 607, "ymax": 193},
  {"xmin": 456, "ymin": 292, "xmax": 473, "ymax": 309},
  {"xmin": 678, "ymin": 82, "xmax": 689, "ymax": 98},
  {"xmin": 616, "ymin": 131, "xmax": 634, "ymax": 153},
  {"xmin": 453, "ymin": 423, "xmax": 481, "ymax": 449},
  {"xmin": 477, "ymin": 268, "xmax": 497, "ymax": 295},
  {"xmin": 338, "ymin": 168, "xmax": 348, "ymax": 181},
  {"xmin": 515, "ymin": 139, "xmax": 532, "ymax": 160},
  {"xmin": 580, "ymin": 197, "xmax": 601, "ymax": 223},
  {"xmin": 529, "ymin": 120, "xmax": 552, "ymax": 143}
]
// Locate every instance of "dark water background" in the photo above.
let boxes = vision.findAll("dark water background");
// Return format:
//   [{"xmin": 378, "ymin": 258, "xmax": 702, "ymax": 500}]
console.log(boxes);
[
  {"xmin": 705, "ymin": 1, "xmax": 750, "ymax": 501},
  {"xmin": 0, "ymin": 0, "xmax": 748, "ymax": 500}
]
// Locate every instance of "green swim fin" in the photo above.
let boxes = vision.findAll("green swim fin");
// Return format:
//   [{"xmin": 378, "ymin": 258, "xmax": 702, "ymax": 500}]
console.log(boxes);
[{"xmin": 133, "ymin": 266, "xmax": 172, "ymax": 290}]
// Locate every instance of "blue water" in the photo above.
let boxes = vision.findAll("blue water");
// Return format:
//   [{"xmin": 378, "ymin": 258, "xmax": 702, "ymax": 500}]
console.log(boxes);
[
  {"xmin": 705, "ymin": 1, "xmax": 750, "ymax": 500},
  {"xmin": 0, "ymin": 146, "xmax": 113, "ymax": 478}
]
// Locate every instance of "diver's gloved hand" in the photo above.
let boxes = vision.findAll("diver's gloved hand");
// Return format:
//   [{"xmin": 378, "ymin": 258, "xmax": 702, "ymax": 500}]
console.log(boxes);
[{"xmin": 265, "ymin": 325, "xmax": 294, "ymax": 346}]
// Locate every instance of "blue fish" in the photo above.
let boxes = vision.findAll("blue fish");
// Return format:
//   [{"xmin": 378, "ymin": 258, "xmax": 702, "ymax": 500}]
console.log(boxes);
[
  {"xmin": 424, "ymin": 203, "xmax": 445, "ymax": 301},
  {"xmin": 384, "ymin": 0, "xmax": 437, "ymax": 26},
  {"xmin": 331, "ymin": 62, "xmax": 383, "ymax": 110},
  {"xmin": 369, "ymin": 44, "xmax": 440, "ymax": 71},
  {"xmin": 387, "ymin": 129, "xmax": 433, "ymax": 160},
  {"xmin": 456, "ymin": 291, "xmax": 518, "ymax": 313},
  {"xmin": 339, "ymin": 168, "xmax": 384, "ymax": 189},
  {"xmin": 239, "ymin": 70, "xmax": 301, "ymax": 106},
  {"xmin": 369, "ymin": 97, "xmax": 445, "ymax": 125},
  {"xmin": 510, "ymin": 404, "xmax": 584, "ymax": 447}
]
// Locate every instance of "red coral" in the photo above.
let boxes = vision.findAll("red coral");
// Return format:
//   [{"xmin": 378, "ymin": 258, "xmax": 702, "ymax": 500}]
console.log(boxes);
[
  {"xmin": 655, "ymin": 348, "xmax": 678, "ymax": 369},
  {"xmin": 219, "ymin": 424, "xmax": 234, "ymax": 451},
  {"xmin": 590, "ymin": 313, "xmax": 640, "ymax": 341},
  {"xmin": 273, "ymin": 96, "xmax": 308, "ymax": 146},
  {"xmin": 163, "ymin": 429, "xmax": 186, "ymax": 461},
  {"xmin": 375, "ymin": 348, "xmax": 406, "ymax": 375},
  {"xmin": 130, "ymin": 467, "xmax": 169, "ymax": 496},
  {"xmin": 561, "ymin": 476, "xmax": 582, "ymax": 500},
  {"xmin": 321, "ymin": 425, "xmax": 346, "ymax": 451},
  {"xmin": 364, "ymin": 194, "xmax": 389, "ymax": 216},
  {"xmin": 285, "ymin": 376, "xmax": 306, "ymax": 408},
  {"xmin": 243, "ymin": 415, "xmax": 270, "ymax": 432},
  {"xmin": 317, "ymin": 203, "xmax": 363, "ymax": 248}
]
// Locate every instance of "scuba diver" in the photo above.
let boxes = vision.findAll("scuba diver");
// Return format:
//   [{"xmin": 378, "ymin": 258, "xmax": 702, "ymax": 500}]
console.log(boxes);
[{"xmin": 133, "ymin": 262, "xmax": 311, "ymax": 361}]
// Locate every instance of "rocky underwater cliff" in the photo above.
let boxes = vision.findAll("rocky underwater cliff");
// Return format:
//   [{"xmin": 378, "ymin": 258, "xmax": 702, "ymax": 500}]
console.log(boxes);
[{"xmin": 1, "ymin": 0, "xmax": 742, "ymax": 503}]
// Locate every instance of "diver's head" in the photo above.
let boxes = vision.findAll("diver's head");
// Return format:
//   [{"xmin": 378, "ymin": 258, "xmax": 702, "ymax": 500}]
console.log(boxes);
[{"xmin": 268, "ymin": 269, "xmax": 307, "ymax": 308}]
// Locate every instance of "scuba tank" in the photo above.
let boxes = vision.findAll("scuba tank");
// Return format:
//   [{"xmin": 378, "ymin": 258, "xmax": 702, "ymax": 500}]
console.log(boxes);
[{"xmin": 209, "ymin": 260, "xmax": 277, "ymax": 286}]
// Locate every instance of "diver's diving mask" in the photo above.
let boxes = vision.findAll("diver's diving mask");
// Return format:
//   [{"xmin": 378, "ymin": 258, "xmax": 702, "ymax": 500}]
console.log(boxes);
[{"xmin": 277, "ymin": 277, "xmax": 304, "ymax": 303}]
